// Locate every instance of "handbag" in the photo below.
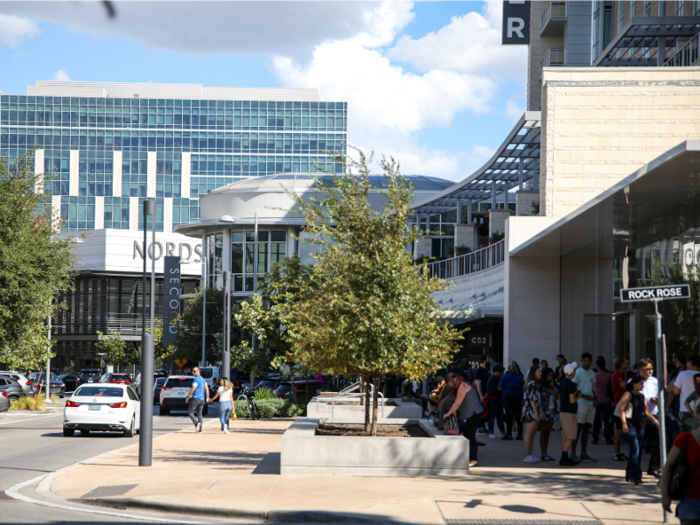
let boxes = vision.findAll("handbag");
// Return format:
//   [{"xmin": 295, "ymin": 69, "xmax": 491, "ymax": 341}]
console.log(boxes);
[
  {"xmin": 613, "ymin": 398, "xmax": 633, "ymax": 419},
  {"xmin": 669, "ymin": 432, "xmax": 691, "ymax": 501},
  {"xmin": 444, "ymin": 415, "xmax": 461, "ymax": 435}
]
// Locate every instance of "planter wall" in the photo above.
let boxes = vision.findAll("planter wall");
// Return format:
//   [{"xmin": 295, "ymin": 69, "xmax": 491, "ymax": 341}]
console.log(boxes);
[
  {"xmin": 306, "ymin": 397, "xmax": 421, "ymax": 422},
  {"xmin": 280, "ymin": 418, "xmax": 470, "ymax": 477}
]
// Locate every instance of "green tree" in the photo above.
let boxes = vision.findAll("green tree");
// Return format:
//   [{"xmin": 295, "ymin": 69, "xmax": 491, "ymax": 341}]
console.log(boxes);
[
  {"xmin": 0, "ymin": 151, "xmax": 79, "ymax": 371},
  {"xmin": 173, "ymin": 287, "xmax": 242, "ymax": 367},
  {"xmin": 235, "ymin": 254, "xmax": 311, "ymax": 403},
  {"xmin": 148, "ymin": 318, "xmax": 174, "ymax": 367},
  {"xmin": 279, "ymin": 149, "xmax": 463, "ymax": 435},
  {"xmin": 97, "ymin": 331, "xmax": 138, "ymax": 369}
]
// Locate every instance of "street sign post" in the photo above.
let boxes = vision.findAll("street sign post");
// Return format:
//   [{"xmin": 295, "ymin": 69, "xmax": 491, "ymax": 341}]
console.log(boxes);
[
  {"xmin": 620, "ymin": 284, "xmax": 691, "ymax": 523},
  {"xmin": 175, "ymin": 358, "xmax": 187, "ymax": 369}
]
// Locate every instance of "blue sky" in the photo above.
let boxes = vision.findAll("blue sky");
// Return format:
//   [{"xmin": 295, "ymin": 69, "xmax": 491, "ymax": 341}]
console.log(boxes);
[{"xmin": 0, "ymin": 1, "xmax": 528, "ymax": 181}]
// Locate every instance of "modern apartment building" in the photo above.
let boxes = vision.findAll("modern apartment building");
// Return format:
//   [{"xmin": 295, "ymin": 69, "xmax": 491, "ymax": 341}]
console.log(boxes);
[
  {"xmin": 0, "ymin": 81, "xmax": 347, "ymax": 365},
  {"xmin": 527, "ymin": 0, "xmax": 700, "ymax": 109}
]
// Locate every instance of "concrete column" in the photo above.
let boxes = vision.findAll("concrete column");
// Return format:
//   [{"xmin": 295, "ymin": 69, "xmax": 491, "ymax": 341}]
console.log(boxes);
[
  {"xmin": 504, "ymin": 184, "xmax": 510, "ymax": 209},
  {"xmin": 467, "ymin": 199, "xmax": 472, "ymax": 224},
  {"xmin": 181, "ymin": 152, "xmax": 191, "ymax": 198},
  {"xmin": 163, "ymin": 197, "xmax": 173, "ymax": 233},
  {"xmin": 454, "ymin": 224, "xmax": 477, "ymax": 251},
  {"xmin": 147, "ymin": 151, "xmax": 156, "ymax": 198},
  {"xmin": 95, "ymin": 196, "xmax": 104, "ymax": 230},
  {"xmin": 222, "ymin": 229, "xmax": 231, "ymax": 274},
  {"xmin": 113, "ymin": 151, "xmax": 122, "ymax": 196},
  {"xmin": 51, "ymin": 195, "xmax": 61, "ymax": 225},
  {"xmin": 516, "ymin": 190, "xmax": 540, "ymax": 216},
  {"xmin": 69, "ymin": 150, "xmax": 79, "ymax": 196},
  {"xmin": 456, "ymin": 202, "xmax": 462, "ymax": 224},
  {"xmin": 34, "ymin": 149, "xmax": 44, "ymax": 193},
  {"xmin": 533, "ymin": 162, "xmax": 540, "ymax": 191},
  {"xmin": 129, "ymin": 196, "xmax": 139, "ymax": 231},
  {"xmin": 491, "ymin": 181, "xmax": 497, "ymax": 209},
  {"xmin": 489, "ymin": 210, "xmax": 511, "ymax": 237}
]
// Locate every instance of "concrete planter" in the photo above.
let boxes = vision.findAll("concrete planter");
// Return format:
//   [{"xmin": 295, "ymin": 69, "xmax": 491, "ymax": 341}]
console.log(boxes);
[
  {"xmin": 306, "ymin": 397, "xmax": 421, "ymax": 422},
  {"xmin": 281, "ymin": 418, "xmax": 469, "ymax": 477}
]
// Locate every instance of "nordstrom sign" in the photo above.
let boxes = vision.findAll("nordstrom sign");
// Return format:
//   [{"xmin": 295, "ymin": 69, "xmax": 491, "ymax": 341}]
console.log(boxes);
[{"xmin": 133, "ymin": 240, "xmax": 202, "ymax": 263}]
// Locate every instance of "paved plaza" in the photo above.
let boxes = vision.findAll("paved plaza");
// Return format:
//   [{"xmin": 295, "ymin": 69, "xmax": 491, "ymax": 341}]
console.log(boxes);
[{"xmin": 46, "ymin": 417, "xmax": 676, "ymax": 524}]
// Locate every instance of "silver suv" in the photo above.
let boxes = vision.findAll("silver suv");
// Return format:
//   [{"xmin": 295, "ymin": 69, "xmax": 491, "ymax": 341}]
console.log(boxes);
[
  {"xmin": 159, "ymin": 376, "xmax": 208, "ymax": 416},
  {"xmin": 0, "ymin": 371, "xmax": 34, "ymax": 397}
]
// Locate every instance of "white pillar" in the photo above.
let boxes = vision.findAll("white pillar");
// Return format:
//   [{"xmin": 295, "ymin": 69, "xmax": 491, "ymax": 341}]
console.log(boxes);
[
  {"xmin": 163, "ymin": 197, "xmax": 173, "ymax": 233},
  {"xmin": 129, "ymin": 196, "xmax": 139, "ymax": 231},
  {"xmin": 113, "ymin": 151, "xmax": 122, "ymax": 197},
  {"xmin": 69, "ymin": 150, "xmax": 79, "ymax": 196},
  {"xmin": 95, "ymin": 196, "xmax": 104, "ymax": 230},
  {"xmin": 147, "ymin": 151, "xmax": 156, "ymax": 198},
  {"xmin": 181, "ymin": 152, "xmax": 191, "ymax": 198}
]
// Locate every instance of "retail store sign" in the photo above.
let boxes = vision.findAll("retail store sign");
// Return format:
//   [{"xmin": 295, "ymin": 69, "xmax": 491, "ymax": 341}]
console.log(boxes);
[
  {"xmin": 163, "ymin": 256, "xmax": 180, "ymax": 346},
  {"xmin": 502, "ymin": 1, "xmax": 530, "ymax": 45},
  {"xmin": 620, "ymin": 284, "xmax": 691, "ymax": 303},
  {"xmin": 133, "ymin": 240, "xmax": 202, "ymax": 263}
]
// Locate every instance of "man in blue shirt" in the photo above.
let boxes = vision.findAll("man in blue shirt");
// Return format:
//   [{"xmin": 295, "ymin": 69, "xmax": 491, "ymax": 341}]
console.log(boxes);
[{"xmin": 186, "ymin": 367, "xmax": 209, "ymax": 432}]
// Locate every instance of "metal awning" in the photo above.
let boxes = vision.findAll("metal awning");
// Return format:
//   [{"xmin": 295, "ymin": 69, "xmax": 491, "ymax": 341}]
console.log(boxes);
[
  {"xmin": 410, "ymin": 112, "xmax": 541, "ymax": 215},
  {"xmin": 593, "ymin": 16, "xmax": 700, "ymax": 67}
]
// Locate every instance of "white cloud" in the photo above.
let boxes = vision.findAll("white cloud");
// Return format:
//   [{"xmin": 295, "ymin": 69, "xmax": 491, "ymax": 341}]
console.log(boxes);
[
  {"xmin": 0, "ymin": 14, "xmax": 40, "ymax": 48},
  {"xmin": 387, "ymin": 5, "xmax": 526, "ymax": 82},
  {"xmin": 505, "ymin": 99, "xmax": 525, "ymax": 121},
  {"xmin": 53, "ymin": 69, "xmax": 70, "ymax": 81},
  {"xmin": 0, "ymin": 1, "xmax": 377, "ymax": 62}
]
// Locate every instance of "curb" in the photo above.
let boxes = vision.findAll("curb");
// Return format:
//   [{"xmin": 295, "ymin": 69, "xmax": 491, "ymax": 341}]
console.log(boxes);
[{"xmin": 79, "ymin": 497, "xmax": 405, "ymax": 524}]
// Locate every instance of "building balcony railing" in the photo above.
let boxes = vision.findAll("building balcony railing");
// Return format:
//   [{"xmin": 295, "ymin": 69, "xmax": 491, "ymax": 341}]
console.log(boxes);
[
  {"xmin": 541, "ymin": 2, "xmax": 567, "ymax": 37},
  {"xmin": 424, "ymin": 240, "xmax": 504, "ymax": 281},
  {"xmin": 541, "ymin": 48, "xmax": 566, "ymax": 69},
  {"xmin": 664, "ymin": 32, "xmax": 700, "ymax": 66}
]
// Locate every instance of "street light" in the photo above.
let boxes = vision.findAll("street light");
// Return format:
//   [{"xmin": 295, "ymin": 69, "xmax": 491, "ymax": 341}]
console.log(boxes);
[
  {"xmin": 218, "ymin": 215, "xmax": 236, "ymax": 380},
  {"xmin": 139, "ymin": 200, "xmax": 156, "ymax": 467}
]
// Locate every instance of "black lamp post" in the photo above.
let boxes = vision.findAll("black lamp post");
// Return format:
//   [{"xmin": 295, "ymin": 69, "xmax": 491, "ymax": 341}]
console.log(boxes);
[{"xmin": 139, "ymin": 199, "xmax": 156, "ymax": 467}]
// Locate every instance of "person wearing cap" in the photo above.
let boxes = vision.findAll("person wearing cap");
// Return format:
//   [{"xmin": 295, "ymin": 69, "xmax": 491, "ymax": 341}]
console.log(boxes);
[
  {"xmin": 682, "ymin": 372, "xmax": 700, "ymax": 431},
  {"xmin": 443, "ymin": 370, "xmax": 483, "ymax": 467},
  {"xmin": 558, "ymin": 362, "xmax": 582, "ymax": 466}
]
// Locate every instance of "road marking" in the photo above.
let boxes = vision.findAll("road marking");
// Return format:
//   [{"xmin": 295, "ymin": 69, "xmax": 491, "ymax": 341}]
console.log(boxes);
[
  {"xmin": 6, "ymin": 438, "xmax": 211, "ymax": 524},
  {"xmin": 0, "ymin": 413, "xmax": 62, "ymax": 425}
]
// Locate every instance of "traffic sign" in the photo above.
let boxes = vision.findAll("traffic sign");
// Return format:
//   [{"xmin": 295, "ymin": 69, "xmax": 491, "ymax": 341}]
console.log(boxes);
[
  {"xmin": 620, "ymin": 284, "xmax": 691, "ymax": 303},
  {"xmin": 175, "ymin": 358, "xmax": 187, "ymax": 368}
]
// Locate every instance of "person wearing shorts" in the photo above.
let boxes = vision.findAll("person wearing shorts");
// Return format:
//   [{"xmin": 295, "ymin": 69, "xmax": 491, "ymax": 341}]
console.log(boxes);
[
  {"xmin": 558, "ymin": 363, "xmax": 583, "ymax": 466},
  {"xmin": 571, "ymin": 353, "xmax": 597, "ymax": 463}
]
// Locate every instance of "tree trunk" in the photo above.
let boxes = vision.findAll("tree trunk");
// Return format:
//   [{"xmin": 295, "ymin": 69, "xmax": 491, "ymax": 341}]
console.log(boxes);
[
  {"xmin": 289, "ymin": 366, "xmax": 297, "ymax": 404},
  {"xmin": 364, "ymin": 375, "xmax": 370, "ymax": 432},
  {"xmin": 371, "ymin": 377, "xmax": 379, "ymax": 436}
]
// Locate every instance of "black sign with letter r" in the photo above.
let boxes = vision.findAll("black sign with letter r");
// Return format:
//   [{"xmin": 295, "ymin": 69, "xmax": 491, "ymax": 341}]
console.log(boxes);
[{"xmin": 502, "ymin": 1, "xmax": 530, "ymax": 45}]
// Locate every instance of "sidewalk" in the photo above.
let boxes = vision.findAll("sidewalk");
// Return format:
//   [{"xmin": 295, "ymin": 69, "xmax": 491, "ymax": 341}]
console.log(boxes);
[{"xmin": 48, "ymin": 417, "xmax": 679, "ymax": 524}]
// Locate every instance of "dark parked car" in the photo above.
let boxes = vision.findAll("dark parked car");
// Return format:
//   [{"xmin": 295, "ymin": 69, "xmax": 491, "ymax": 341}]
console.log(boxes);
[
  {"xmin": 29, "ymin": 372, "xmax": 66, "ymax": 398},
  {"xmin": 153, "ymin": 377, "xmax": 167, "ymax": 405},
  {"xmin": 134, "ymin": 371, "xmax": 168, "ymax": 396},
  {"xmin": 59, "ymin": 374, "xmax": 79, "ymax": 392},
  {"xmin": 254, "ymin": 377, "xmax": 284, "ymax": 391},
  {"xmin": 100, "ymin": 373, "xmax": 133, "ymax": 385},
  {"xmin": 273, "ymin": 380, "xmax": 324, "ymax": 399},
  {"xmin": 76, "ymin": 369, "xmax": 102, "ymax": 388},
  {"xmin": 0, "ymin": 377, "xmax": 26, "ymax": 402}
]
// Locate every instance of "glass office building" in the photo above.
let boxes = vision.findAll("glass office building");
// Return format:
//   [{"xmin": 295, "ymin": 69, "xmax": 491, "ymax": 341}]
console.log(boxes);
[
  {"xmin": 0, "ymin": 81, "xmax": 347, "ymax": 233},
  {"xmin": 0, "ymin": 81, "xmax": 347, "ymax": 367}
]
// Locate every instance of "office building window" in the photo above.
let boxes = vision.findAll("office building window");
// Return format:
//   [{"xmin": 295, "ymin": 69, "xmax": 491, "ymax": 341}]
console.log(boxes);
[
  {"xmin": 659, "ymin": 0, "xmax": 667, "ymax": 15},
  {"xmin": 644, "ymin": 0, "xmax": 651, "ymax": 16},
  {"xmin": 631, "ymin": 0, "xmax": 637, "ymax": 16},
  {"xmin": 676, "ymin": 0, "xmax": 685, "ymax": 15},
  {"xmin": 61, "ymin": 196, "xmax": 95, "ymax": 231},
  {"xmin": 694, "ymin": 0, "xmax": 700, "ymax": 14},
  {"xmin": 103, "ymin": 196, "xmax": 130, "ymax": 229},
  {"xmin": 618, "ymin": 1, "xmax": 624, "ymax": 32}
]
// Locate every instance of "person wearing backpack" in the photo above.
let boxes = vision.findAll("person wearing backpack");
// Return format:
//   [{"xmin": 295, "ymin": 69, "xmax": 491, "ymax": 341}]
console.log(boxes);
[{"xmin": 662, "ymin": 401, "xmax": 700, "ymax": 523}]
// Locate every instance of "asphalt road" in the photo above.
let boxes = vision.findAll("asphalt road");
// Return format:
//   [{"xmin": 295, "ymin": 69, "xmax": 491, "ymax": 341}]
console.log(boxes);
[{"xmin": 0, "ymin": 400, "xmax": 221, "ymax": 524}]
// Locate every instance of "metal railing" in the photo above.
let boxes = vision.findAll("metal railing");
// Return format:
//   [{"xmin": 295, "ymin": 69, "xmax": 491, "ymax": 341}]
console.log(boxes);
[
  {"xmin": 541, "ymin": 48, "xmax": 566, "ymax": 68},
  {"xmin": 425, "ymin": 240, "xmax": 504, "ymax": 280},
  {"xmin": 664, "ymin": 33, "xmax": 700, "ymax": 67},
  {"xmin": 541, "ymin": 2, "xmax": 567, "ymax": 29}
]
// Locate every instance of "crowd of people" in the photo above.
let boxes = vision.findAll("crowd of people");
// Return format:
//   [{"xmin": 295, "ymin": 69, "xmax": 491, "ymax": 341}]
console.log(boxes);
[{"xmin": 424, "ymin": 352, "xmax": 700, "ymax": 482}]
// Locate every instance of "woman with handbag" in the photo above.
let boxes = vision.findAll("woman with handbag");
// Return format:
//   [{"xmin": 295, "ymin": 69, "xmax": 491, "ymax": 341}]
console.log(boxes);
[
  {"xmin": 443, "ymin": 370, "xmax": 483, "ymax": 467},
  {"xmin": 662, "ymin": 401, "xmax": 700, "ymax": 523},
  {"xmin": 617, "ymin": 375, "xmax": 659, "ymax": 484}
]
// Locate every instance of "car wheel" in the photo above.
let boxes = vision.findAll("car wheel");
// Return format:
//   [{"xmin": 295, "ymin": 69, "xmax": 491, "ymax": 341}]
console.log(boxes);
[
  {"xmin": 124, "ymin": 417, "xmax": 135, "ymax": 438},
  {"xmin": 159, "ymin": 406, "xmax": 168, "ymax": 416},
  {"xmin": 80, "ymin": 429, "xmax": 90, "ymax": 436},
  {"xmin": 63, "ymin": 427, "xmax": 75, "ymax": 437},
  {"xmin": 59, "ymin": 394, "xmax": 65, "ymax": 399},
  {"xmin": 9, "ymin": 396, "xmax": 19, "ymax": 403}
]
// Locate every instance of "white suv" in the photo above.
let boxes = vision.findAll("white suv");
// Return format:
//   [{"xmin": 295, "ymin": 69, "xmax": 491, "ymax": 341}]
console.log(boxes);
[
  {"xmin": 159, "ymin": 376, "xmax": 208, "ymax": 416},
  {"xmin": 0, "ymin": 371, "xmax": 34, "ymax": 397}
]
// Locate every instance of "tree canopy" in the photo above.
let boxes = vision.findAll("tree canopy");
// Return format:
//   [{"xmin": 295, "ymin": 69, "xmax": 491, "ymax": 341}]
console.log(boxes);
[
  {"xmin": 0, "ymin": 151, "xmax": 79, "ymax": 370},
  {"xmin": 277, "ymin": 149, "xmax": 462, "ymax": 434}
]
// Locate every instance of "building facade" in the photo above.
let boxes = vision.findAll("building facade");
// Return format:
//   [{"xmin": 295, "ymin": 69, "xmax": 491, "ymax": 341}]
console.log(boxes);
[{"xmin": 0, "ymin": 81, "xmax": 347, "ymax": 366}]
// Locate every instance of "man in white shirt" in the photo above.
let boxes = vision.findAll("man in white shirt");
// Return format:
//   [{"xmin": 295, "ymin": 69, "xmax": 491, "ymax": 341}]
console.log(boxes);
[
  {"xmin": 672, "ymin": 355, "xmax": 700, "ymax": 432},
  {"xmin": 637, "ymin": 358, "xmax": 660, "ymax": 477}
]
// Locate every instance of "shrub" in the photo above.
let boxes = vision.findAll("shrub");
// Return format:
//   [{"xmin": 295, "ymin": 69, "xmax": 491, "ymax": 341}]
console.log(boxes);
[
  {"xmin": 233, "ymin": 398, "xmax": 305, "ymax": 419},
  {"xmin": 253, "ymin": 387, "xmax": 275, "ymax": 401},
  {"xmin": 10, "ymin": 396, "xmax": 46, "ymax": 411}
]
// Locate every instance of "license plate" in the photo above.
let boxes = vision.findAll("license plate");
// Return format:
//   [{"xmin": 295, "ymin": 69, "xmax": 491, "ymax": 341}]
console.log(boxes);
[
  {"xmin": 177, "ymin": 391, "xmax": 186, "ymax": 396},
  {"xmin": 89, "ymin": 405, "xmax": 101, "ymax": 411}
]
